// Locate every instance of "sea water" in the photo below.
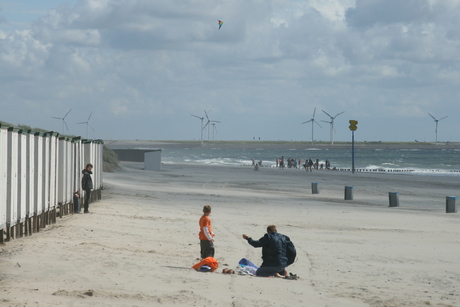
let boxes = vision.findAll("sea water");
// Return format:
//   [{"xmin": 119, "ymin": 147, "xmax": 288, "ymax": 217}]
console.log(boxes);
[{"xmin": 160, "ymin": 147, "xmax": 460, "ymax": 176}]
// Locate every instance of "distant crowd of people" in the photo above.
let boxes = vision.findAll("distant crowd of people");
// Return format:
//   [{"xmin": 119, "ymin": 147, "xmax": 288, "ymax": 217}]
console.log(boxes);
[{"xmin": 276, "ymin": 156, "xmax": 333, "ymax": 171}]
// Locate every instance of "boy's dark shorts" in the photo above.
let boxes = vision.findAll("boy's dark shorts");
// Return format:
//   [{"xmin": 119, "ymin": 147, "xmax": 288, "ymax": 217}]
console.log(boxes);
[{"xmin": 200, "ymin": 239, "xmax": 215, "ymax": 259}]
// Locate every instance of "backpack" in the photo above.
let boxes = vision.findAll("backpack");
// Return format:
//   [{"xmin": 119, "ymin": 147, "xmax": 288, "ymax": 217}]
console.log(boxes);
[{"xmin": 286, "ymin": 237, "xmax": 297, "ymax": 266}]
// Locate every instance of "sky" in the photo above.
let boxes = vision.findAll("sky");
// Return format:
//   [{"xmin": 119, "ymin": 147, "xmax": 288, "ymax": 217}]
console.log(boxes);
[{"xmin": 0, "ymin": 0, "xmax": 459, "ymax": 142}]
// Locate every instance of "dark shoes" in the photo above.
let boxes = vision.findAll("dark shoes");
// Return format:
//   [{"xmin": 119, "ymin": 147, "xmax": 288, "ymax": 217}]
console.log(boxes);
[
  {"xmin": 285, "ymin": 273, "xmax": 299, "ymax": 280},
  {"xmin": 84, "ymin": 210, "xmax": 90, "ymax": 214}
]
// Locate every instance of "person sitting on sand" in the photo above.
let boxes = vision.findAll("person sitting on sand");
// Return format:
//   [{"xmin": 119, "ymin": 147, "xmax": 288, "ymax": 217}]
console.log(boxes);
[{"xmin": 242, "ymin": 225, "xmax": 296, "ymax": 278}]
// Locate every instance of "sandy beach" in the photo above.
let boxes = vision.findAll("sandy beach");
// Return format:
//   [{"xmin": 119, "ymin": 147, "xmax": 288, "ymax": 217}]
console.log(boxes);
[{"xmin": 1, "ymin": 162, "xmax": 459, "ymax": 306}]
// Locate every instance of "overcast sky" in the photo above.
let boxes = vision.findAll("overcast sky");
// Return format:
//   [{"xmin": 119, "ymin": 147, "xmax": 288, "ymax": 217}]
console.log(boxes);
[{"xmin": 1, "ymin": 0, "xmax": 459, "ymax": 142}]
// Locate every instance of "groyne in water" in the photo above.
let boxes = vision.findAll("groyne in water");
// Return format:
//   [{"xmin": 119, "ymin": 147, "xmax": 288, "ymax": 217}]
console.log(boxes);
[{"xmin": 0, "ymin": 125, "xmax": 104, "ymax": 243}]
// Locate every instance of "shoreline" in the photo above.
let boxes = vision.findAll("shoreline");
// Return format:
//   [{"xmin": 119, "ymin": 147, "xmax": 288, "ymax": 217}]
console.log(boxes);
[{"xmin": 161, "ymin": 161, "xmax": 460, "ymax": 176}]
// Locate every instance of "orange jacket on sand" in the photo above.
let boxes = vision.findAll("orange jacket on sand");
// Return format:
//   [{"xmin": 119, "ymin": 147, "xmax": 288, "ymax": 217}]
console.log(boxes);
[{"xmin": 192, "ymin": 257, "xmax": 219, "ymax": 272}]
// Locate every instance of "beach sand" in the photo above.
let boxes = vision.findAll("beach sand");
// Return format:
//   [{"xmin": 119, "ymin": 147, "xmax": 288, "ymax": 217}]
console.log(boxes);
[{"xmin": 1, "ymin": 163, "xmax": 459, "ymax": 306}]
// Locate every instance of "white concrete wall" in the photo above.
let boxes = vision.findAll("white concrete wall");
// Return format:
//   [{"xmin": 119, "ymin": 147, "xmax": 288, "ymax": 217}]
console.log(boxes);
[
  {"xmin": 41, "ymin": 134, "xmax": 50, "ymax": 215},
  {"xmin": 26, "ymin": 132, "xmax": 35, "ymax": 219},
  {"xmin": 6, "ymin": 129, "xmax": 18, "ymax": 227},
  {"xmin": 49, "ymin": 133, "xmax": 58, "ymax": 211},
  {"xmin": 0, "ymin": 127, "xmax": 7, "ymax": 229},
  {"xmin": 17, "ymin": 133, "xmax": 27, "ymax": 223},
  {"xmin": 144, "ymin": 150, "xmax": 162, "ymax": 171},
  {"xmin": 57, "ymin": 139, "xmax": 66, "ymax": 204},
  {"xmin": 34, "ymin": 133, "xmax": 43, "ymax": 215}
]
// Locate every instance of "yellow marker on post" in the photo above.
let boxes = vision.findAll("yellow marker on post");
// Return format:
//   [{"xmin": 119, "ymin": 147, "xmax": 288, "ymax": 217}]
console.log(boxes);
[
  {"xmin": 349, "ymin": 120, "xmax": 358, "ymax": 131},
  {"xmin": 349, "ymin": 120, "xmax": 358, "ymax": 173}
]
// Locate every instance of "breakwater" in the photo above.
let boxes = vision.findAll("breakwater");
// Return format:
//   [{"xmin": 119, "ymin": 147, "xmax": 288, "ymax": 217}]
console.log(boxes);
[{"xmin": 0, "ymin": 125, "xmax": 104, "ymax": 243}]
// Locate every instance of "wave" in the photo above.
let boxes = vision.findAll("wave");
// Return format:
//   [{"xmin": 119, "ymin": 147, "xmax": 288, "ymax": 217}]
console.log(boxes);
[
  {"xmin": 160, "ymin": 147, "xmax": 460, "ymax": 175},
  {"xmin": 354, "ymin": 165, "xmax": 460, "ymax": 176}
]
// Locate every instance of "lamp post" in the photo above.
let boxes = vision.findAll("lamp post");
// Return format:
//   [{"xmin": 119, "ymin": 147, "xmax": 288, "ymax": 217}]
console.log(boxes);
[{"xmin": 349, "ymin": 120, "xmax": 358, "ymax": 174}]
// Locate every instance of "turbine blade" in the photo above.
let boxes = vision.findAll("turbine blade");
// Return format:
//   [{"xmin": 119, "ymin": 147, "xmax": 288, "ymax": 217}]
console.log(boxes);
[
  {"xmin": 313, "ymin": 107, "xmax": 316, "ymax": 118},
  {"xmin": 335, "ymin": 111, "xmax": 345, "ymax": 117},
  {"xmin": 51, "ymin": 116, "xmax": 61, "ymax": 120},
  {"xmin": 428, "ymin": 113, "xmax": 436, "ymax": 120},
  {"xmin": 87, "ymin": 111, "xmax": 93, "ymax": 121},
  {"xmin": 64, "ymin": 121, "xmax": 69, "ymax": 131},
  {"xmin": 76, "ymin": 122, "xmax": 86, "ymax": 124},
  {"xmin": 64, "ymin": 109, "xmax": 72, "ymax": 119},
  {"xmin": 89, "ymin": 123, "xmax": 95, "ymax": 132},
  {"xmin": 191, "ymin": 114, "xmax": 202, "ymax": 119},
  {"xmin": 321, "ymin": 120, "xmax": 330, "ymax": 123},
  {"xmin": 314, "ymin": 120, "xmax": 322, "ymax": 128},
  {"xmin": 204, "ymin": 110, "xmax": 210, "ymax": 121},
  {"xmin": 302, "ymin": 120, "xmax": 313, "ymax": 124},
  {"xmin": 439, "ymin": 116, "xmax": 448, "ymax": 121},
  {"xmin": 322, "ymin": 110, "xmax": 332, "ymax": 118}
]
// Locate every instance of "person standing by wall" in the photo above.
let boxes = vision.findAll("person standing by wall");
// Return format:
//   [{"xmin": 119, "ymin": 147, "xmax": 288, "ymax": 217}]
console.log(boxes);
[{"xmin": 81, "ymin": 163, "xmax": 93, "ymax": 214}]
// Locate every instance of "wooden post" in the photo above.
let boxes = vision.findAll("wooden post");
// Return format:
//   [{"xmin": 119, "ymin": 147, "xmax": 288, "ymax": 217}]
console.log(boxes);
[
  {"xmin": 389, "ymin": 192, "xmax": 399, "ymax": 207},
  {"xmin": 5, "ymin": 225, "xmax": 11, "ymax": 241},
  {"xmin": 28, "ymin": 217, "xmax": 32, "ymax": 236},
  {"xmin": 446, "ymin": 196, "xmax": 457, "ymax": 213},
  {"xmin": 345, "ymin": 186, "xmax": 354, "ymax": 200},
  {"xmin": 311, "ymin": 183, "xmax": 319, "ymax": 194}
]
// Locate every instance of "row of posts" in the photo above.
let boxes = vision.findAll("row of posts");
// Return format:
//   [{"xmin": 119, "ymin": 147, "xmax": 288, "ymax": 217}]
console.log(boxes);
[{"xmin": 311, "ymin": 183, "xmax": 457, "ymax": 213}]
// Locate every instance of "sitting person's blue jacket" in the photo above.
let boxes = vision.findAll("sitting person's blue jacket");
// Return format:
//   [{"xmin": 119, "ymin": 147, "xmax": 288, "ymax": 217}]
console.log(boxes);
[{"xmin": 247, "ymin": 232, "xmax": 289, "ymax": 267}]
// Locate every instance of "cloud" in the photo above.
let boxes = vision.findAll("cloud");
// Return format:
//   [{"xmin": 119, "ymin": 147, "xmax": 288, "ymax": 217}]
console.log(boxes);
[
  {"xmin": 0, "ymin": 0, "xmax": 459, "ymax": 141},
  {"xmin": 346, "ymin": 0, "xmax": 432, "ymax": 27}
]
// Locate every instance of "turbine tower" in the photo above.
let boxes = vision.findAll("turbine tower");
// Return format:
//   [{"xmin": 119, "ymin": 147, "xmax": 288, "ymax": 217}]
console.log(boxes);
[
  {"xmin": 77, "ymin": 112, "xmax": 95, "ymax": 139},
  {"xmin": 211, "ymin": 123, "xmax": 218, "ymax": 141},
  {"xmin": 302, "ymin": 107, "xmax": 322, "ymax": 144},
  {"xmin": 191, "ymin": 113, "xmax": 205, "ymax": 145},
  {"xmin": 51, "ymin": 108, "xmax": 71, "ymax": 133},
  {"xmin": 321, "ymin": 110, "xmax": 344, "ymax": 145},
  {"xmin": 428, "ymin": 113, "xmax": 448, "ymax": 143}
]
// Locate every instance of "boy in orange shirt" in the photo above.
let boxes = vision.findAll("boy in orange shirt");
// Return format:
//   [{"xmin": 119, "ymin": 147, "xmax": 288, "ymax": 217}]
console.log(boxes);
[{"xmin": 199, "ymin": 205, "xmax": 215, "ymax": 259}]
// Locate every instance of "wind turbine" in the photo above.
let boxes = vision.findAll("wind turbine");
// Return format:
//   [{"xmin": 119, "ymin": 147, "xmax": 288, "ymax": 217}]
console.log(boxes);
[
  {"xmin": 211, "ymin": 123, "xmax": 218, "ymax": 141},
  {"xmin": 302, "ymin": 107, "xmax": 322, "ymax": 144},
  {"xmin": 321, "ymin": 110, "xmax": 345, "ymax": 145},
  {"xmin": 77, "ymin": 112, "xmax": 95, "ymax": 139},
  {"xmin": 191, "ymin": 113, "xmax": 205, "ymax": 145},
  {"xmin": 203, "ymin": 110, "xmax": 220, "ymax": 141},
  {"xmin": 51, "ymin": 108, "xmax": 71, "ymax": 133},
  {"xmin": 428, "ymin": 113, "xmax": 448, "ymax": 142}
]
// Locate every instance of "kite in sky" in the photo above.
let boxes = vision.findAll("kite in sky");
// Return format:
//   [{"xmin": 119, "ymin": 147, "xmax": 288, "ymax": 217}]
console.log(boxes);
[{"xmin": 218, "ymin": 20, "xmax": 223, "ymax": 29}]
